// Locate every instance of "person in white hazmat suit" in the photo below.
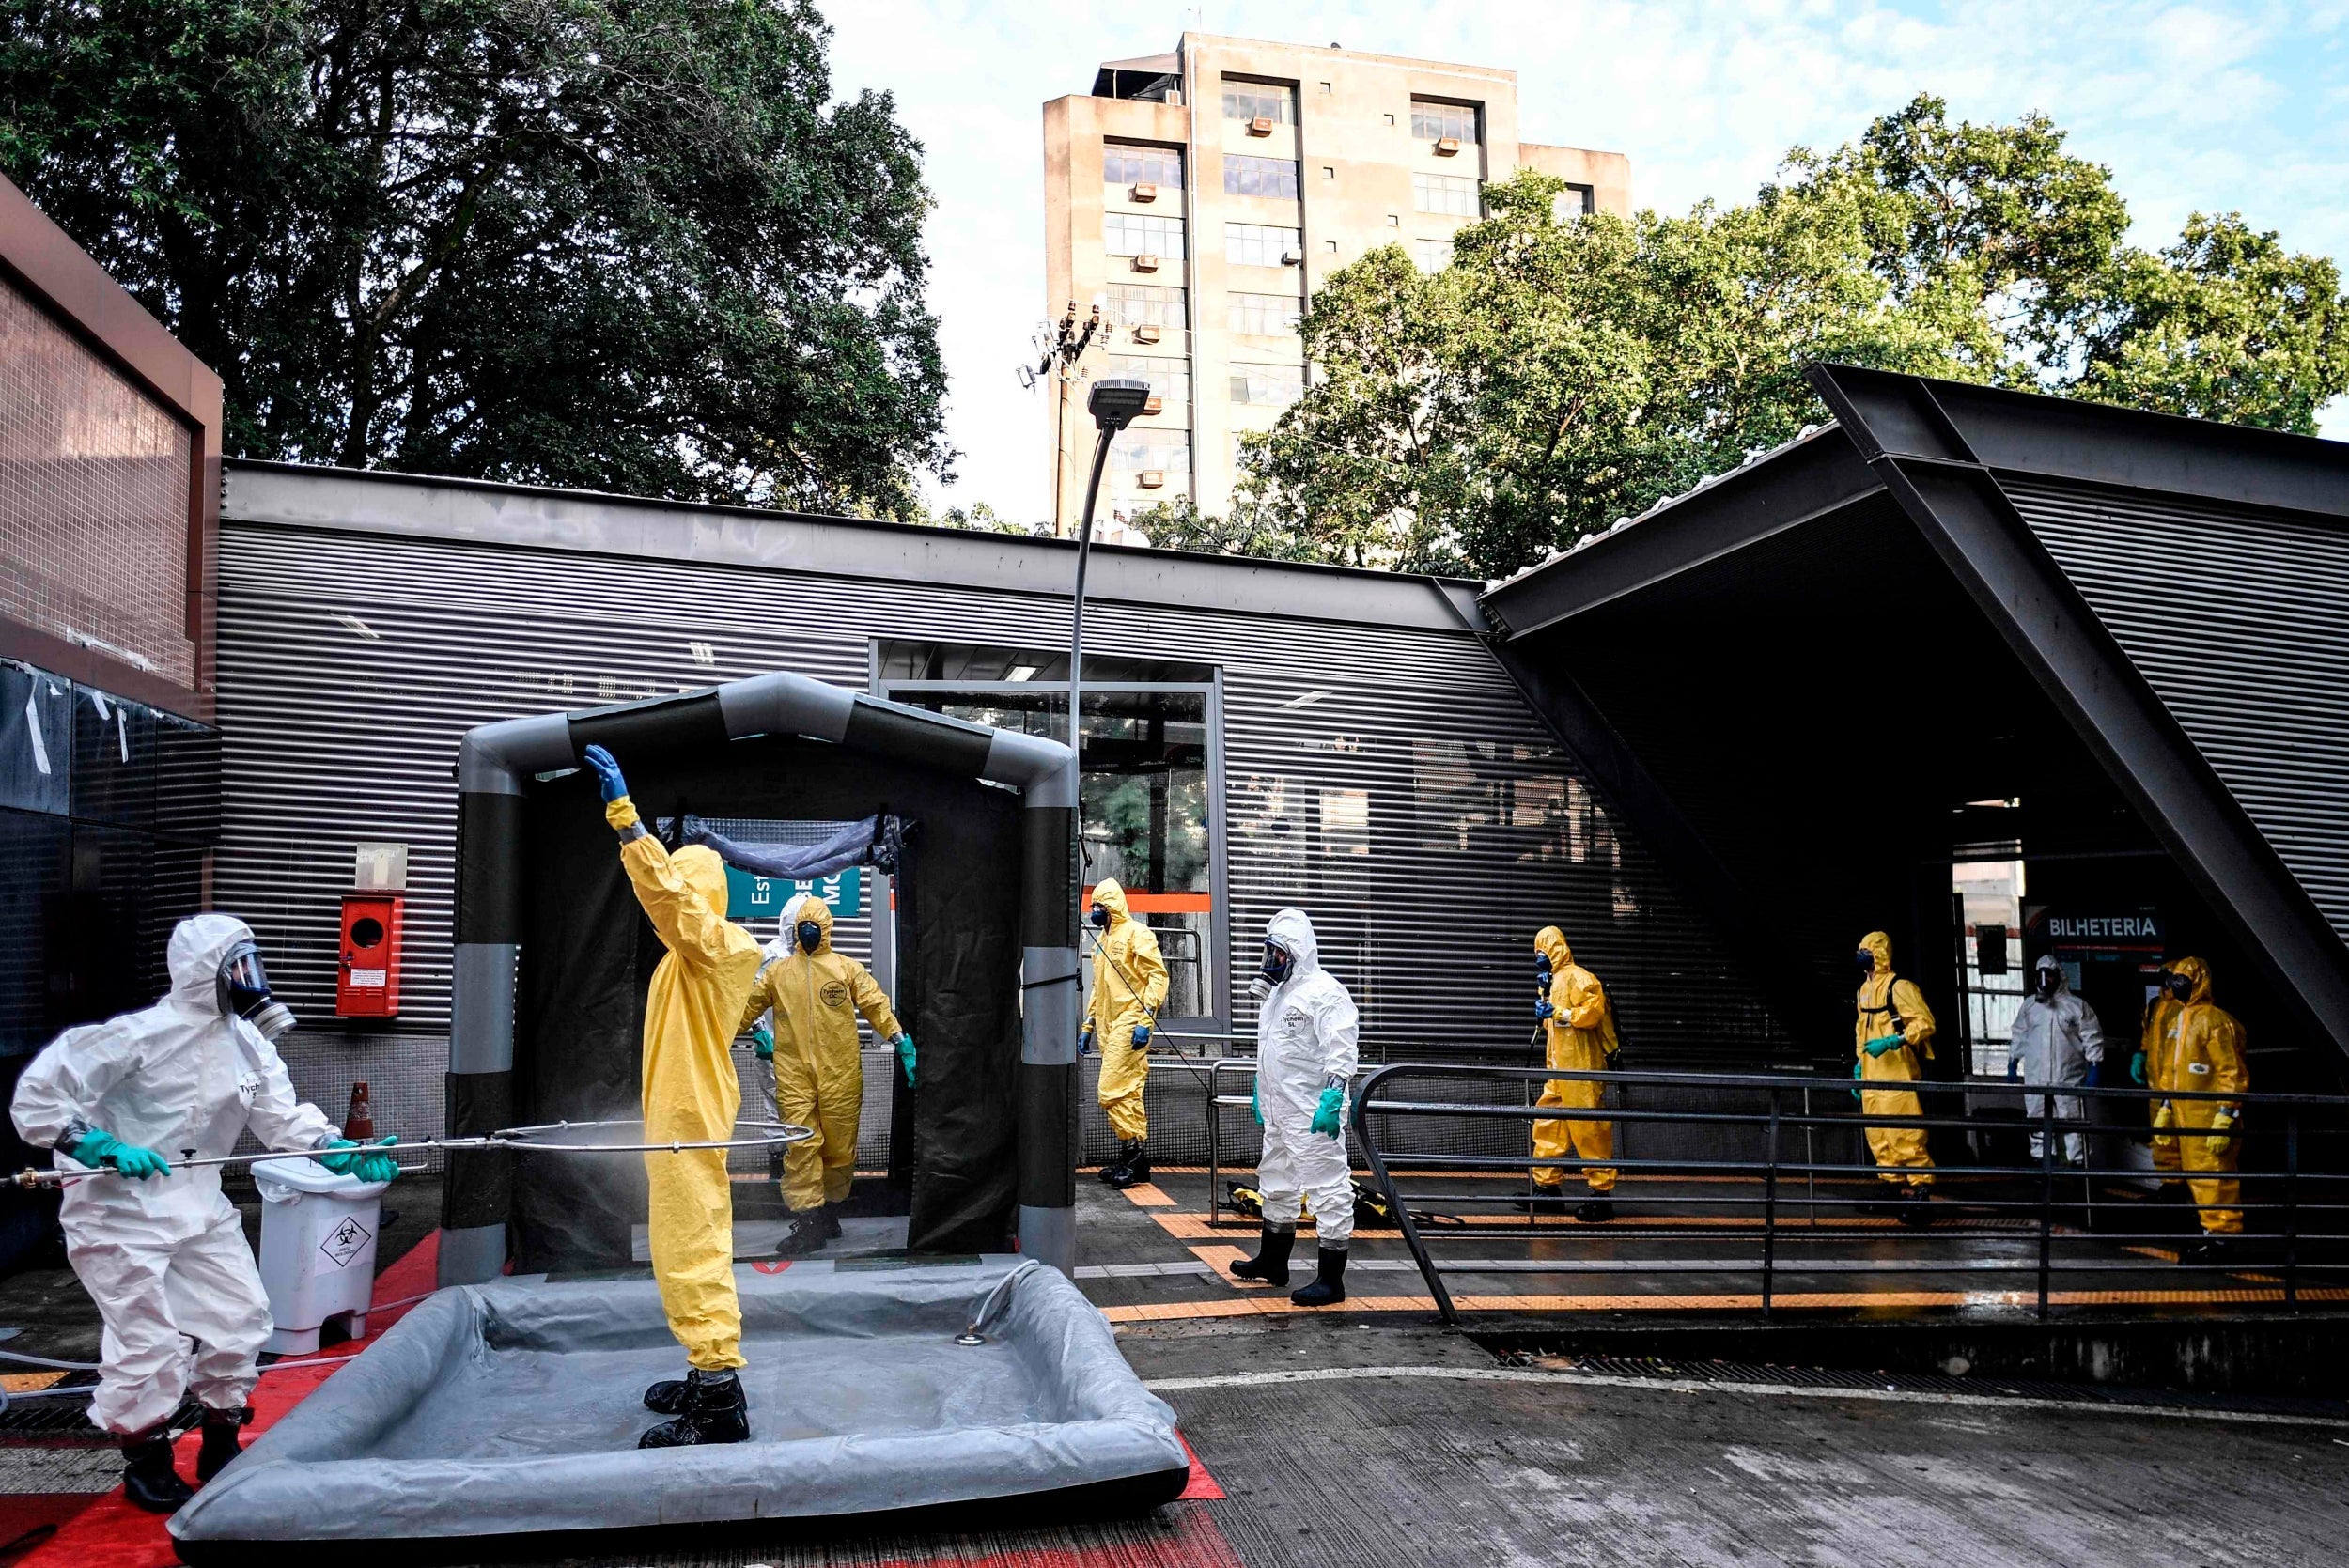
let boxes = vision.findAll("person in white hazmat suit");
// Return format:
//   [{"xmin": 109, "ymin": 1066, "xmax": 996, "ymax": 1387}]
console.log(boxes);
[
  {"xmin": 2008, "ymin": 953, "xmax": 2107, "ymax": 1166},
  {"xmin": 741, "ymin": 893, "xmax": 806, "ymax": 1193},
  {"xmin": 10, "ymin": 914, "xmax": 398, "ymax": 1514},
  {"xmin": 1228, "ymin": 908, "xmax": 1360, "ymax": 1307}
]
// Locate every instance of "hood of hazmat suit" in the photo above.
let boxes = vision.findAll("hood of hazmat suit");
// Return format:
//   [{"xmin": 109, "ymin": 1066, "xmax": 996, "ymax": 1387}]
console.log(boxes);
[
  {"xmin": 10, "ymin": 913, "xmax": 338, "ymax": 1242},
  {"xmin": 1084, "ymin": 879, "xmax": 1169, "ymax": 1037},
  {"xmin": 2011, "ymin": 956, "xmax": 2105, "ymax": 1084},
  {"xmin": 1252, "ymin": 908, "xmax": 1361, "ymax": 1241}
]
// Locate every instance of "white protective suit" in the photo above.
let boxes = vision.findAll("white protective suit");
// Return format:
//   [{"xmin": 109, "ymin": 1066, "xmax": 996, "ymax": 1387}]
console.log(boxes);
[
  {"xmin": 10, "ymin": 914, "xmax": 339, "ymax": 1435},
  {"xmin": 742, "ymin": 895, "xmax": 807, "ymax": 1141},
  {"xmin": 1252, "ymin": 909, "xmax": 1361, "ymax": 1248},
  {"xmin": 2010, "ymin": 956, "xmax": 2107, "ymax": 1165}
]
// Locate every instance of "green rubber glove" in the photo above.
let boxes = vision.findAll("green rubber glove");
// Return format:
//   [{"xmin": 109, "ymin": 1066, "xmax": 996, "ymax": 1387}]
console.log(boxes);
[
  {"xmin": 71, "ymin": 1130, "xmax": 170, "ymax": 1179},
  {"xmin": 1862, "ymin": 1033, "xmax": 1906, "ymax": 1058},
  {"xmin": 1310, "ymin": 1085, "xmax": 1345, "ymax": 1139},
  {"xmin": 752, "ymin": 1025, "xmax": 774, "ymax": 1061},
  {"xmin": 895, "ymin": 1032, "xmax": 917, "ymax": 1087},
  {"xmin": 320, "ymin": 1136, "xmax": 401, "ymax": 1183},
  {"xmin": 1851, "ymin": 1058, "xmax": 1864, "ymax": 1103},
  {"xmin": 1251, "ymin": 1077, "xmax": 1262, "ymax": 1126},
  {"xmin": 2129, "ymin": 1050, "xmax": 2147, "ymax": 1086}
]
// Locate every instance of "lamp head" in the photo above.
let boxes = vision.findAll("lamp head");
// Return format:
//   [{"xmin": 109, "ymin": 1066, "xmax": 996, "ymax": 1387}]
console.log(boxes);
[{"xmin": 1088, "ymin": 378, "xmax": 1153, "ymax": 432}]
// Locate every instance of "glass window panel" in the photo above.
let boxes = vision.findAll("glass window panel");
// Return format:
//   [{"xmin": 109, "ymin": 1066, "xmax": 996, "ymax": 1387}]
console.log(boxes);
[
  {"xmin": 1104, "ymin": 145, "xmax": 1184, "ymax": 186},
  {"xmin": 1224, "ymin": 223, "xmax": 1300, "ymax": 267},
  {"xmin": 1229, "ymin": 363, "xmax": 1303, "ymax": 406},
  {"xmin": 1221, "ymin": 82, "xmax": 1296, "ymax": 123},
  {"xmin": 1412, "ymin": 172, "xmax": 1482, "ymax": 216},
  {"xmin": 1412, "ymin": 237, "xmax": 1455, "ymax": 271},
  {"xmin": 1409, "ymin": 101, "xmax": 1480, "ymax": 142},
  {"xmin": 1109, "ymin": 427, "xmax": 1190, "ymax": 472},
  {"xmin": 1227, "ymin": 292, "xmax": 1302, "ymax": 335},
  {"xmin": 1100, "ymin": 354, "xmax": 1190, "ymax": 410},
  {"xmin": 1553, "ymin": 183, "xmax": 1595, "ymax": 220},
  {"xmin": 1103, "ymin": 212, "xmax": 1186, "ymax": 258},
  {"xmin": 1223, "ymin": 153, "xmax": 1300, "ymax": 199},
  {"xmin": 1105, "ymin": 284, "xmax": 1187, "ymax": 330}
]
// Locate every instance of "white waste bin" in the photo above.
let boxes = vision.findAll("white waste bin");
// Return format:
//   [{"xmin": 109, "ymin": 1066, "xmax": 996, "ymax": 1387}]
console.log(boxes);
[{"xmin": 252, "ymin": 1155, "xmax": 390, "ymax": 1355}]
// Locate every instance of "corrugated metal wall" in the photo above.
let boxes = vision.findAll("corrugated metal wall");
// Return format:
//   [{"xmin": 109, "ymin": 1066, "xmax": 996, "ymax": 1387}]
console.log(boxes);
[
  {"xmin": 2008, "ymin": 478, "xmax": 2349, "ymax": 942},
  {"xmin": 213, "ymin": 513, "xmax": 1776, "ymax": 1147}
]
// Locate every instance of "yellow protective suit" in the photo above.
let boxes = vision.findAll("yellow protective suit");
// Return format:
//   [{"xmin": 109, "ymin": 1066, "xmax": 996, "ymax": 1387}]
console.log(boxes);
[
  {"xmin": 2146, "ymin": 956, "xmax": 2248, "ymax": 1234},
  {"xmin": 1085, "ymin": 879, "xmax": 1168, "ymax": 1144},
  {"xmin": 2140, "ymin": 987, "xmax": 2184, "ymax": 1175},
  {"xmin": 1531, "ymin": 927, "xmax": 1617, "ymax": 1195},
  {"xmin": 611, "ymin": 798, "xmax": 763, "ymax": 1372},
  {"xmin": 1855, "ymin": 931, "xmax": 1936, "ymax": 1188},
  {"xmin": 736, "ymin": 896, "xmax": 902, "ymax": 1213}
]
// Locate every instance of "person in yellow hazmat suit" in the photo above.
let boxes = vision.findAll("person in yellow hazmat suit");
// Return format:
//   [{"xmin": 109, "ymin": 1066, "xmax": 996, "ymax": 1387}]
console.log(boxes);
[
  {"xmin": 583, "ymin": 744, "xmax": 764, "ymax": 1448},
  {"xmin": 1523, "ymin": 927, "xmax": 1619, "ymax": 1223},
  {"xmin": 2139, "ymin": 956, "xmax": 2248, "ymax": 1263},
  {"xmin": 1853, "ymin": 930, "xmax": 1936, "ymax": 1224},
  {"xmin": 736, "ymin": 893, "xmax": 911, "ymax": 1256},
  {"xmin": 1083, "ymin": 878, "xmax": 1169, "ymax": 1190}
]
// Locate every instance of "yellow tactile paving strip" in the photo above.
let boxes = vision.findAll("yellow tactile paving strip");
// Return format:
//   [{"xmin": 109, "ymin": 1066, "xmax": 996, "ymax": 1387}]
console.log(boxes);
[
  {"xmin": 0, "ymin": 1371, "xmax": 65, "ymax": 1393},
  {"xmin": 1121, "ymin": 1182, "xmax": 1177, "ymax": 1207},
  {"xmin": 1139, "ymin": 1209, "xmax": 2010, "ymax": 1241},
  {"xmin": 1100, "ymin": 1285, "xmax": 2349, "ymax": 1323}
]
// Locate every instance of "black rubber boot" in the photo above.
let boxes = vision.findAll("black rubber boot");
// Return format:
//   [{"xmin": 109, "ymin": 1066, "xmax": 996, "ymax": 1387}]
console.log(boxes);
[
  {"xmin": 638, "ymin": 1369, "xmax": 751, "ymax": 1448},
  {"xmin": 1289, "ymin": 1248, "xmax": 1347, "ymax": 1307},
  {"xmin": 817, "ymin": 1204, "xmax": 844, "ymax": 1240},
  {"xmin": 777, "ymin": 1207, "xmax": 832, "ymax": 1257},
  {"xmin": 1574, "ymin": 1196, "xmax": 1617, "ymax": 1224},
  {"xmin": 1896, "ymin": 1186, "xmax": 1933, "ymax": 1227},
  {"xmin": 2181, "ymin": 1232, "xmax": 2238, "ymax": 1267},
  {"xmin": 643, "ymin": 1374, "xmax": 689, "ymax": 1414},
  {"xmin": 1229, "ymin": 1225, "xmax": 1296, "ymax": 1286},
  {"xmin": 1104, "ymin": 1141, "xmax": 1151, "ymax": 1190},
  {"xmin": 120, "ymin": 1427, "xmax": 194, "ymax": 1514},
  {"xmin": 1514, "ymin": 1188, "xmax": 1571, "ymax": 1215},
  {"xmin": 194, "ymin": 1405, "xmax": 250, "ymax": 1483},
  {"xmin": 1096, "ymin": 1143, "xmax": 1132, "ymax": 1186}
]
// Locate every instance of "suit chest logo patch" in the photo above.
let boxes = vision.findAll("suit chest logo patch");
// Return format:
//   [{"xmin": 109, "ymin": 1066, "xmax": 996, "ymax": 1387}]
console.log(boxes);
[{"xmin": 820, "ymin": 980, "xmax": 851, "ymax": 1009}]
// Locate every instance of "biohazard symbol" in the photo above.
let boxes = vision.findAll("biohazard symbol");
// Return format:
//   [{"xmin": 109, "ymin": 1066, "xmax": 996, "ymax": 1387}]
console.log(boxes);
[{"xmin": 820, "ymin": 980, "xmax": 851, "ymax": 1009}]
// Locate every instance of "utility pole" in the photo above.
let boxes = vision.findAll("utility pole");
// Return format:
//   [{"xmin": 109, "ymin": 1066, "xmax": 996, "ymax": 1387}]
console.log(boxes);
[{"xmin": 1019, "ymin": 302, "xmax": 1100, "ymax": 537}]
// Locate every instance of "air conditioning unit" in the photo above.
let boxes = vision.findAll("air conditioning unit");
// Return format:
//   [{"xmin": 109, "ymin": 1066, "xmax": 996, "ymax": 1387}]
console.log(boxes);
[
  {"xmin": 1138, "ymin": 469, "xmax": 1167, "ymax": 489},
  {"xmin": 1280, "ymin": 246, "xmax": 1304, "ymax": 266},
  {"xmin": 1132, "ymin": 323, "xmax": 1163, "ymax": 345},
  {"xmin": 1143, "ymin": 395, "xmax": 1164, "ymax": 415},
  {"xmin": 1131, "ymin": 181, "xmax": 1158, "ymax": 202},
  {"xmin": 1434, "ymin": 136, "xmax": 1461, "ymax": 156},
  {"xmin": 1131, "ymin": 253, "xmax": 1160, "ymax": 273},
  {"xmin": 1248, "ymin": 116, "xmax": 1274, "ymax": 136}
]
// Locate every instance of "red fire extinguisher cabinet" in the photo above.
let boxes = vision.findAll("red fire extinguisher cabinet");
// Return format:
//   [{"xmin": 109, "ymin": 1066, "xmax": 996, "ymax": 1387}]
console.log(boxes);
[{"xmin": 336, "ymin": 895, "xmax": 404, "ymax": 1017}]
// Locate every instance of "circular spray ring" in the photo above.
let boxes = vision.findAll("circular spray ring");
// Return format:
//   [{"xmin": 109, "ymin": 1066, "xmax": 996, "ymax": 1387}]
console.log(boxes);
[{"xmin": 485, "ymin": 1119, "xmax": 814, "ymax": 1155}]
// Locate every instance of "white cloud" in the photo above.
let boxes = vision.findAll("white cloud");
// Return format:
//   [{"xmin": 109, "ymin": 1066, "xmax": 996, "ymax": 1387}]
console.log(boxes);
[{"xmin": 819, "ymin": 0, "xmax": 2349, "ymax": 511}]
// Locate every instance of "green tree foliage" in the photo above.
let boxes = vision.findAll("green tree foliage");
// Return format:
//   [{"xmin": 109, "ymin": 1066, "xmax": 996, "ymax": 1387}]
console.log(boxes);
[
  {"xmin": 1213, "ymin": 96, "xmax": 2348, "ymax": 578},
  {"xmin": 0, "ymin": 0, "xmax": 952, "ymax": 514}
]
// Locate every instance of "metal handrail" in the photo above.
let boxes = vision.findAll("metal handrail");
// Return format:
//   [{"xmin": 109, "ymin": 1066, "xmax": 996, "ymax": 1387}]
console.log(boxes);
[{"xmin": 1348, "ymin": 1062, "xmax": 2349, "ymax": 1327}]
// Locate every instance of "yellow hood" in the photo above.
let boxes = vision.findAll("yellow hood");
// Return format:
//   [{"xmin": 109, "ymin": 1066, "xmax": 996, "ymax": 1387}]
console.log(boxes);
[
  {"xmin": 795, "ymin": 893, "xmax": 834, "ymax": 955},
  {"xmin": 1091, "ymin": 878, "xmax": 1131, "ymax": 927},
  {"xmin": 1860, "ymin": 931, "xmax": 1894, "ymax": 977},
  {"xmin": 2170, "ymin": 955, "xmax": 2212, "ymax": 1005},
  {"xmin": 1534, "ymin": 925, "xmax": 1572, "ymax": 969},
  {"xmin": 673, "ymin": 845, "xmax": 731, "ymax": 919}
]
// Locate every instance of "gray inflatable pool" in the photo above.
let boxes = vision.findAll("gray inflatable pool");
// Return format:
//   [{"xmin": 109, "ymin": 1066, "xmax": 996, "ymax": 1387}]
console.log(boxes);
[{"xmin": 171, "ymin": 1258, "xmax": 1187, "ymax": 1559}]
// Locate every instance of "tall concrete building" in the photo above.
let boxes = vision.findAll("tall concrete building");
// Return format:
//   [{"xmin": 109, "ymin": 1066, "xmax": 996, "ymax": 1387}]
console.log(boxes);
[{"xmin": 1041, "ymin": 34, "xmax": 1630, "ymax": 536}]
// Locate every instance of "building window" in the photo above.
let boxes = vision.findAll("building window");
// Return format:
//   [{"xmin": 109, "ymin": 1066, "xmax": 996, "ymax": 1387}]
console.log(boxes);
[
  {"xmin": 1106, "ymin": 284, "xmax": 1188, "ymax": 331},
  {"xmin": 1409, "ymin": 101, "xmax": 1481, "ymax": 144},
  {"xmin": 1110, "ymin": 426, "xmax": 1191, "ymax": 474},
  {"xmin": 1102, "ymin": 354, "xmax": 1190, "ymax": 411},
  {"xmin": 1555, "ymin": 183, "xmax": 1596, "ymax": 220},
  {"xmin": 1227, "ymin": 292, "xmax": 1303, "ymax": 336},
  {"xmin": 1230, "ymin": 363, "xmax": 1304, "ymax": 407},
  {"xmin": 1412, "ymin": 171, "xmax": 1482, "ymax": 217},
  {"xmin": 1104, "ymin": 145, "xmax": 1184, "ymax": 187},
  {"xmin": 1223, "ymin": 153, "xmax": 1300, "ymax": 199},
  {"xmin": 1412, "ymin": 237, "xmax": 1455, "ymax": 272},
  {"xmin": 1104, "ymin": 212, "xmax": 1186, "ymax": 259},
  {"xmin": 1221, "ymin": 81, "xmax": 1296, "ymax": 124},
  {"xmin": 1225, "ymin": 223, "xmax": 1300, "ymax": 268}
]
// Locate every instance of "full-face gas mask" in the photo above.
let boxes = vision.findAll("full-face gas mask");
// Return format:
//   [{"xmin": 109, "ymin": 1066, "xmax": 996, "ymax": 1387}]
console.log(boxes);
[
  {"xmin": 217, "ymin": 941, "xmax": 296, "ymax": 1041},
  {"xmin": 1250, "ymin": 941, "xmax": 1294, "ymax": 1002},
  {"xmin": 2031, "ymin": 957, "xmax": 2061, "ymax": 1000},
  {"xmin": 797, "ymin": 920, "xmax": 824, "ymax": 954}
]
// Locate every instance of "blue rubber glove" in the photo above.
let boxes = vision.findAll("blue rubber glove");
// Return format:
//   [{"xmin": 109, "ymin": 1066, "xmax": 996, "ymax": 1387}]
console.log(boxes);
[
  {"xmin": 1132, "ymin": 1025, "xmax": 1150, "ymax": 1048},
  {"xmin": 2084, "ymin": 1060, "xmax": 2103, "ymax": 1088},
  {"xmin": 1310, "ymin": 1085, "xmax": 1345, "ymax": 1139},
  {"xmin": 1862, "ymin": 1033, "xmax": 1905, "ymax": 1058},
  {"xmin": 895, "ymin": 1032, "xmax": 917, "ymax": 1086},
  {"xmin": 1080, "ymin": 1024, "xmax": 1095, "ymax": 1057},
  {"xmin": 752, "ymin": 1025, "xmax": 774, "ymax": 1061},
  {"xmin": 320, "ymin": 1136, "xmax": 401, "ymax": 1183},
  {"xmin": 2006, "ymin": 1056, "xmax": 2022, "ymax": 1082},
  {"xmin": 1251, "ymin": 1077, "xmax": 1262, "ymax": 1126},
  {"xmin": 71, "ymin": 1130, "xmax": 170, "ymax": 1179},
  {"xmin": 582, "ymin": 743, "xmax": 629, "ymax": 803},
  {"xmin": 2129, "ymin": 1050, "xmax": 2147, "ymax": 1085},
  {"xmin": 1534, "ymin": 998, "xmax": 1554, "ymax": 1023}
]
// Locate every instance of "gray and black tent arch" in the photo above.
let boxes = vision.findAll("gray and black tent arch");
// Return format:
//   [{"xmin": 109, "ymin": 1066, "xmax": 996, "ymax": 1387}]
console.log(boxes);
[{"xmin": 437, "ymin": 671, "xmax": 1078, "ymax": 1287}]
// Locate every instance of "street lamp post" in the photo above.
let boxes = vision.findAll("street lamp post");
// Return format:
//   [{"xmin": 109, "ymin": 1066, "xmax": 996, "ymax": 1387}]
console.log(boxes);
[{"xmin": 1069, "ymin": 379, "xmax": 1154, "ymax": 796}]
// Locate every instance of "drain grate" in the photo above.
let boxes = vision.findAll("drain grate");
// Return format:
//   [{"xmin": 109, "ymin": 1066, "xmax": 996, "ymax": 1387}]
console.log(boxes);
[{"xmin": 0, "ymin": 1374, "xmax": 100, "ymax": 1444}]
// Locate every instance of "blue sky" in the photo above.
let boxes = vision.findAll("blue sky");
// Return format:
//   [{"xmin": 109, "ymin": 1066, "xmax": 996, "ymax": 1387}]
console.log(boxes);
[{"xmin": 822, "ymin": 2, "xmax": 2349, "ymax": 520}]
